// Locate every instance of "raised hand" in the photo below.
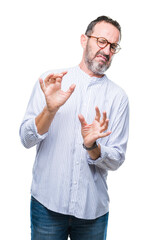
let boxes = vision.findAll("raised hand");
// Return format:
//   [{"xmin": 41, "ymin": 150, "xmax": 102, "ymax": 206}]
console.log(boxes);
[
  {"xmin": 78, "ymin": 106, "xmax": 111, "ymax": 148},
  {"xmin": 39, "ymin": 72, "xmax": 76, "ymax": 113}
]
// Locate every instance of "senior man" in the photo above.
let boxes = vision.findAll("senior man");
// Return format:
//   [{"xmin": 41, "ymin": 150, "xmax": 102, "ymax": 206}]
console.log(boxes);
[{"xmin": 20, "ymin": 16, "xmax": 129, "ymax": 240}]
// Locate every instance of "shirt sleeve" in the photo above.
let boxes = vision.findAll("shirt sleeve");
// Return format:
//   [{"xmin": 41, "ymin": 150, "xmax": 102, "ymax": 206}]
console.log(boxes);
[
  {"xmin": 19, "ymin": 79, "xmax": 48, "ymax": 149},
  {"xmin": 87, "ymin": 97, "xmax": 129, "ymax": 171}
]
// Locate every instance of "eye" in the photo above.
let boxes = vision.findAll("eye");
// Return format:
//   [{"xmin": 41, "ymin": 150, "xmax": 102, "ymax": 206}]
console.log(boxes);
[
  {"xmin": 111, "ymin": 43, "xmax": 118, "ymax": 50},
  {"xmin": 97, "ymin": 38, "xmax": 107, "ymax": 48},
  {"xmin": 98, "ymin": 38, "xmax": 107, "ymax": 45}
]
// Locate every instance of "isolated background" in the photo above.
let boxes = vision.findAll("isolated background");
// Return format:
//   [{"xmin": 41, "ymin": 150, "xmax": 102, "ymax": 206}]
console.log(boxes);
[{"xmin": 1, "ymin": 0, "xmax": 149, "ymax": 239}]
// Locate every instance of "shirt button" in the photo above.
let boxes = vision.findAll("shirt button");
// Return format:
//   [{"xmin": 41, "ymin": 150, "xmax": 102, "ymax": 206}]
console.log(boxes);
[
  {"xmin": 74, "ymin": 182, "xmax": 77, "ymax": 185},
  {"xmin": 76, "ymin": 162, "xmax": 79, "ymax": 165}
]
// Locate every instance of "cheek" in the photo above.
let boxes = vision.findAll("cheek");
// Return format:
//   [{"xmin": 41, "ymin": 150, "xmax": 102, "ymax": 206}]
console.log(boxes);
[{"xmin": 86, "ymin": 42, "xmax": 99, "ymax": 58}]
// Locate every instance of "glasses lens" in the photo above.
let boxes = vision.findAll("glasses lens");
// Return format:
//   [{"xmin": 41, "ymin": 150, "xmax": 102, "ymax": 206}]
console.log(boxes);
[
  {"xmin": 97, "ymin": 38, "xmax": 107, "ymax": 48},
  {"xmin": 111, "ymin": 44, "xmax": 120, "ymax": 54},
  {"xmin": 96, "ymin": 37, "xmax": 121, "ymax": 54}
]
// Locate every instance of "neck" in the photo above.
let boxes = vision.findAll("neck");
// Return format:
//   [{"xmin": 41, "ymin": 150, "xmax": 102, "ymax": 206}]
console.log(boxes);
[{"xmin": 79, "ymin": 59, "xmax": 104, "ymax": 78}]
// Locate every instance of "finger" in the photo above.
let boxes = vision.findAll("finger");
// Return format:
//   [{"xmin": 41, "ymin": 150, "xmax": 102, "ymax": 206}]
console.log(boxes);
[
  {"xmin": 100, "ymin": 111, "xmax": 107, "ymax": 126},
  {"xmin": 55, "ymin": 77, "xmax": 62, "ymax": 83},
  {"xmin": 45, "ymin": 72, "xmax": 67, "ymax": 84},
  {"xmin": 65, "ymin": 84, "xmax": 76, "ymax": 98},
  {"xmin": 57, "ymin": 71, "xmax": 68, "ymax": 79},
  {"xmin": 44, "ymin": 73, "xmax": 62, "ymax": 85},
  {"xmin": 95, "ymin": 106, "xmax": 101, "ymax": 122},
  {"xmin": 78, "ymin": 114, "xmax": 87, "ymax": 127},
  {"xmin": 101, "ymin": 119, "xmax": 109, "ymax": 132},
  {"xmin": 51, "ymin": 72, "xmax": 66, "ymax": 79},
  {"xmin": 50, "ymin": 73, "xmax": 66, "ymax": 83},
  {"xmin": 102, "ymin": 111, "xmax": 107, "ymax": 122},
  {"xmin": 44, "ymin": 74, "xmax": 54, "ymax": 83},
  {"xmin": 99, "ymin": 131, "xmax": 112, "ymax": 138},
  {"xmin": 39, "ymin": 78, "xmax": 46, "ymax": 93},
  {"xmin": 44, "ymin": 74, "xmax": 54, "ymax": 87},
  {"xmin": 61, "ymin": 71, "xmax": 68, "ymax": 76}
]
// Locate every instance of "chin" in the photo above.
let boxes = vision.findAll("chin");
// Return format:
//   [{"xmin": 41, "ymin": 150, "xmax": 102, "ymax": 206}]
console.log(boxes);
[{"xmin": 91, "ymin": 62, "xmax": 109, "ymax": 75}]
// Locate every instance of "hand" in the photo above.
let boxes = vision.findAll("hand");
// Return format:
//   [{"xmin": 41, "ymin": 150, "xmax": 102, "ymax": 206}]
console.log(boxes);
[
  {"xmin": 78, "ymin": 106, "xmax": 111, "ymax": 148},
  {"xmin": 39, "ymin": 72, "xmax": 76, "ymax": 113}
]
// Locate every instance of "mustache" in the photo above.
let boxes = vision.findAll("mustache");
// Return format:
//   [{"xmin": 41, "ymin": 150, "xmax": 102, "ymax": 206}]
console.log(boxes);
[{"xmin": 94, "ymin": 51, "xmax": 110, "ymax": 61}]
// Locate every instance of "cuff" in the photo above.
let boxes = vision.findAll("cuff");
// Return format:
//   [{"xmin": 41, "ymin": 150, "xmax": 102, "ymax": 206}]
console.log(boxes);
[
  {"xmin": 32, "ymin": 118, "xmax": 48, "ymax": 140},
  {"xmin": 87, "ymin": 143, "xmax": 108, "ymax": 165}
]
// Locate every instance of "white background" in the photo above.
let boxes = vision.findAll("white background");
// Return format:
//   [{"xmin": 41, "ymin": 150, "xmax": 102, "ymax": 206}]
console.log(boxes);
[{"xmin": 1, "ymin": 0, "xmax": 149, "ymax": 239}]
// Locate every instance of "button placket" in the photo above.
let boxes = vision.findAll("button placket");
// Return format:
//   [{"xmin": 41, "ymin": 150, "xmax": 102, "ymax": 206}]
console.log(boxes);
[{"xmin": 69, "ymin": 80, "xmax": 91, "ymax": 214}]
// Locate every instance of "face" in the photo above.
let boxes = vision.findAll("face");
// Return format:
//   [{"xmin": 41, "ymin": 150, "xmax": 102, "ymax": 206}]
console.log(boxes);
[{"xmin": 83, "ymin": 21, "xmax": 120, "ymax": 76}]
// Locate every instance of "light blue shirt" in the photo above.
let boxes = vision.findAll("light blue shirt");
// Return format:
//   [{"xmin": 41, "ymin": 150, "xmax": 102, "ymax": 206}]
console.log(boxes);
[{"xmin": 20, "ymin": 65, "xmax": 129, "ymax": 220}]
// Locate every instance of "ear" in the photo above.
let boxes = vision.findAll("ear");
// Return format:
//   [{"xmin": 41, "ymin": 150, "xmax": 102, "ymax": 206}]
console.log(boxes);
[{"xmin": 80, "ymin": 34, "xmax": 88, "ymax": 49}]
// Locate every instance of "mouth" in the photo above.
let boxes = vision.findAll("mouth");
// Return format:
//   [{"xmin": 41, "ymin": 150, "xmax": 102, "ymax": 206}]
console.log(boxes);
[{"xmin": 96, "ymin": 54, "xmax": 108, "ymax": 62}]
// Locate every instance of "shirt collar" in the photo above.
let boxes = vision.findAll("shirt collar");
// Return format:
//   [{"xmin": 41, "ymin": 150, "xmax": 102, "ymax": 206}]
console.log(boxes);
[{"xmin": 76, "ymin": 65, "xmax": 107, "ymax": 86}]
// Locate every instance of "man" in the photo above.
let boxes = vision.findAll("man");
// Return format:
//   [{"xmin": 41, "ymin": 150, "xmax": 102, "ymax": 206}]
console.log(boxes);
[{"xmin": 20, "ymin": 16, "xmax": 129, "ymax": 240}]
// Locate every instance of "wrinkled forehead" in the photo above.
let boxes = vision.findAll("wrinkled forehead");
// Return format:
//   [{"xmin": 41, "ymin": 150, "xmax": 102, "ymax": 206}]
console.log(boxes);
[{"xmin": 92, "ymin": 21, "xmax": 120, "ymax": 43}]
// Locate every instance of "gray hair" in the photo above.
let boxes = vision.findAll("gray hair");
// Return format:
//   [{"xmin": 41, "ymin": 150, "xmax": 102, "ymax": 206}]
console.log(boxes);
[{"xmin": 85, "ymin": 16, "xmax": 121, "ymax": 40}]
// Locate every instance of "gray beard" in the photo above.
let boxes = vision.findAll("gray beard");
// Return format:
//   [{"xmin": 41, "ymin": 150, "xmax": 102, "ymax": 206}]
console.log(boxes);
[
  {"xmin": 85, "ymin": 58, "xmax": 111, "ymax": 76},
  {"xmin": 84, "ymin": 42, "xmax": 112, "ymax": 76}
]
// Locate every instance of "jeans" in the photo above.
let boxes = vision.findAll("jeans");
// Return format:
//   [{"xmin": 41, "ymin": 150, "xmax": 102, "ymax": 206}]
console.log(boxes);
[{"xmin": 30, "ymin": 196, "xmax": 109, "ymax": 240}]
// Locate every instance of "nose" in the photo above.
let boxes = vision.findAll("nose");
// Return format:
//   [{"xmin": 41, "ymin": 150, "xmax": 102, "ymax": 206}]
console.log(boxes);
[{"xmin": 102, "ymin": 43, "xmax": 111, "ymax": 55}]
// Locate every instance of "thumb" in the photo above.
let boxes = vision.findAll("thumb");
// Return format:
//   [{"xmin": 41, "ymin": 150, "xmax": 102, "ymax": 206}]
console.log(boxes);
[{"xmin": 65, "ymin": 84, "xmax": 76, "ymax": 99}]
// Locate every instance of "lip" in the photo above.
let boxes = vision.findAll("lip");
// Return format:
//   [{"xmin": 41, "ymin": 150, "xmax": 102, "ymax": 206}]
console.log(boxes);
[{"xmin": 96, "ymin": 54, "xmax": 107, "ymax": 62}]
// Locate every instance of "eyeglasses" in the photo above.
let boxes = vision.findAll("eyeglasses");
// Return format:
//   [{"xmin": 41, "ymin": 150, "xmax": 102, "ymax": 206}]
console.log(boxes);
[{"xmin": 86, "ymin": 35, "xmax": 121, "ymax": 54}]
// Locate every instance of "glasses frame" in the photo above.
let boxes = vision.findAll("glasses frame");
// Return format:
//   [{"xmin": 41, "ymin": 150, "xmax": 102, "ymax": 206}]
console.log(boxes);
[{"xmin": 86, "ymin": 35, "xmax": 121, "ymax": 54}]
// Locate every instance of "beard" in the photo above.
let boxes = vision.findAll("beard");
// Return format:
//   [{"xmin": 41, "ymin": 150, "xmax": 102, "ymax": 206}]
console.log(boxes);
[{"xmin": 84, "ymin": 43, "xmax": 112, "ymax": 76}]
